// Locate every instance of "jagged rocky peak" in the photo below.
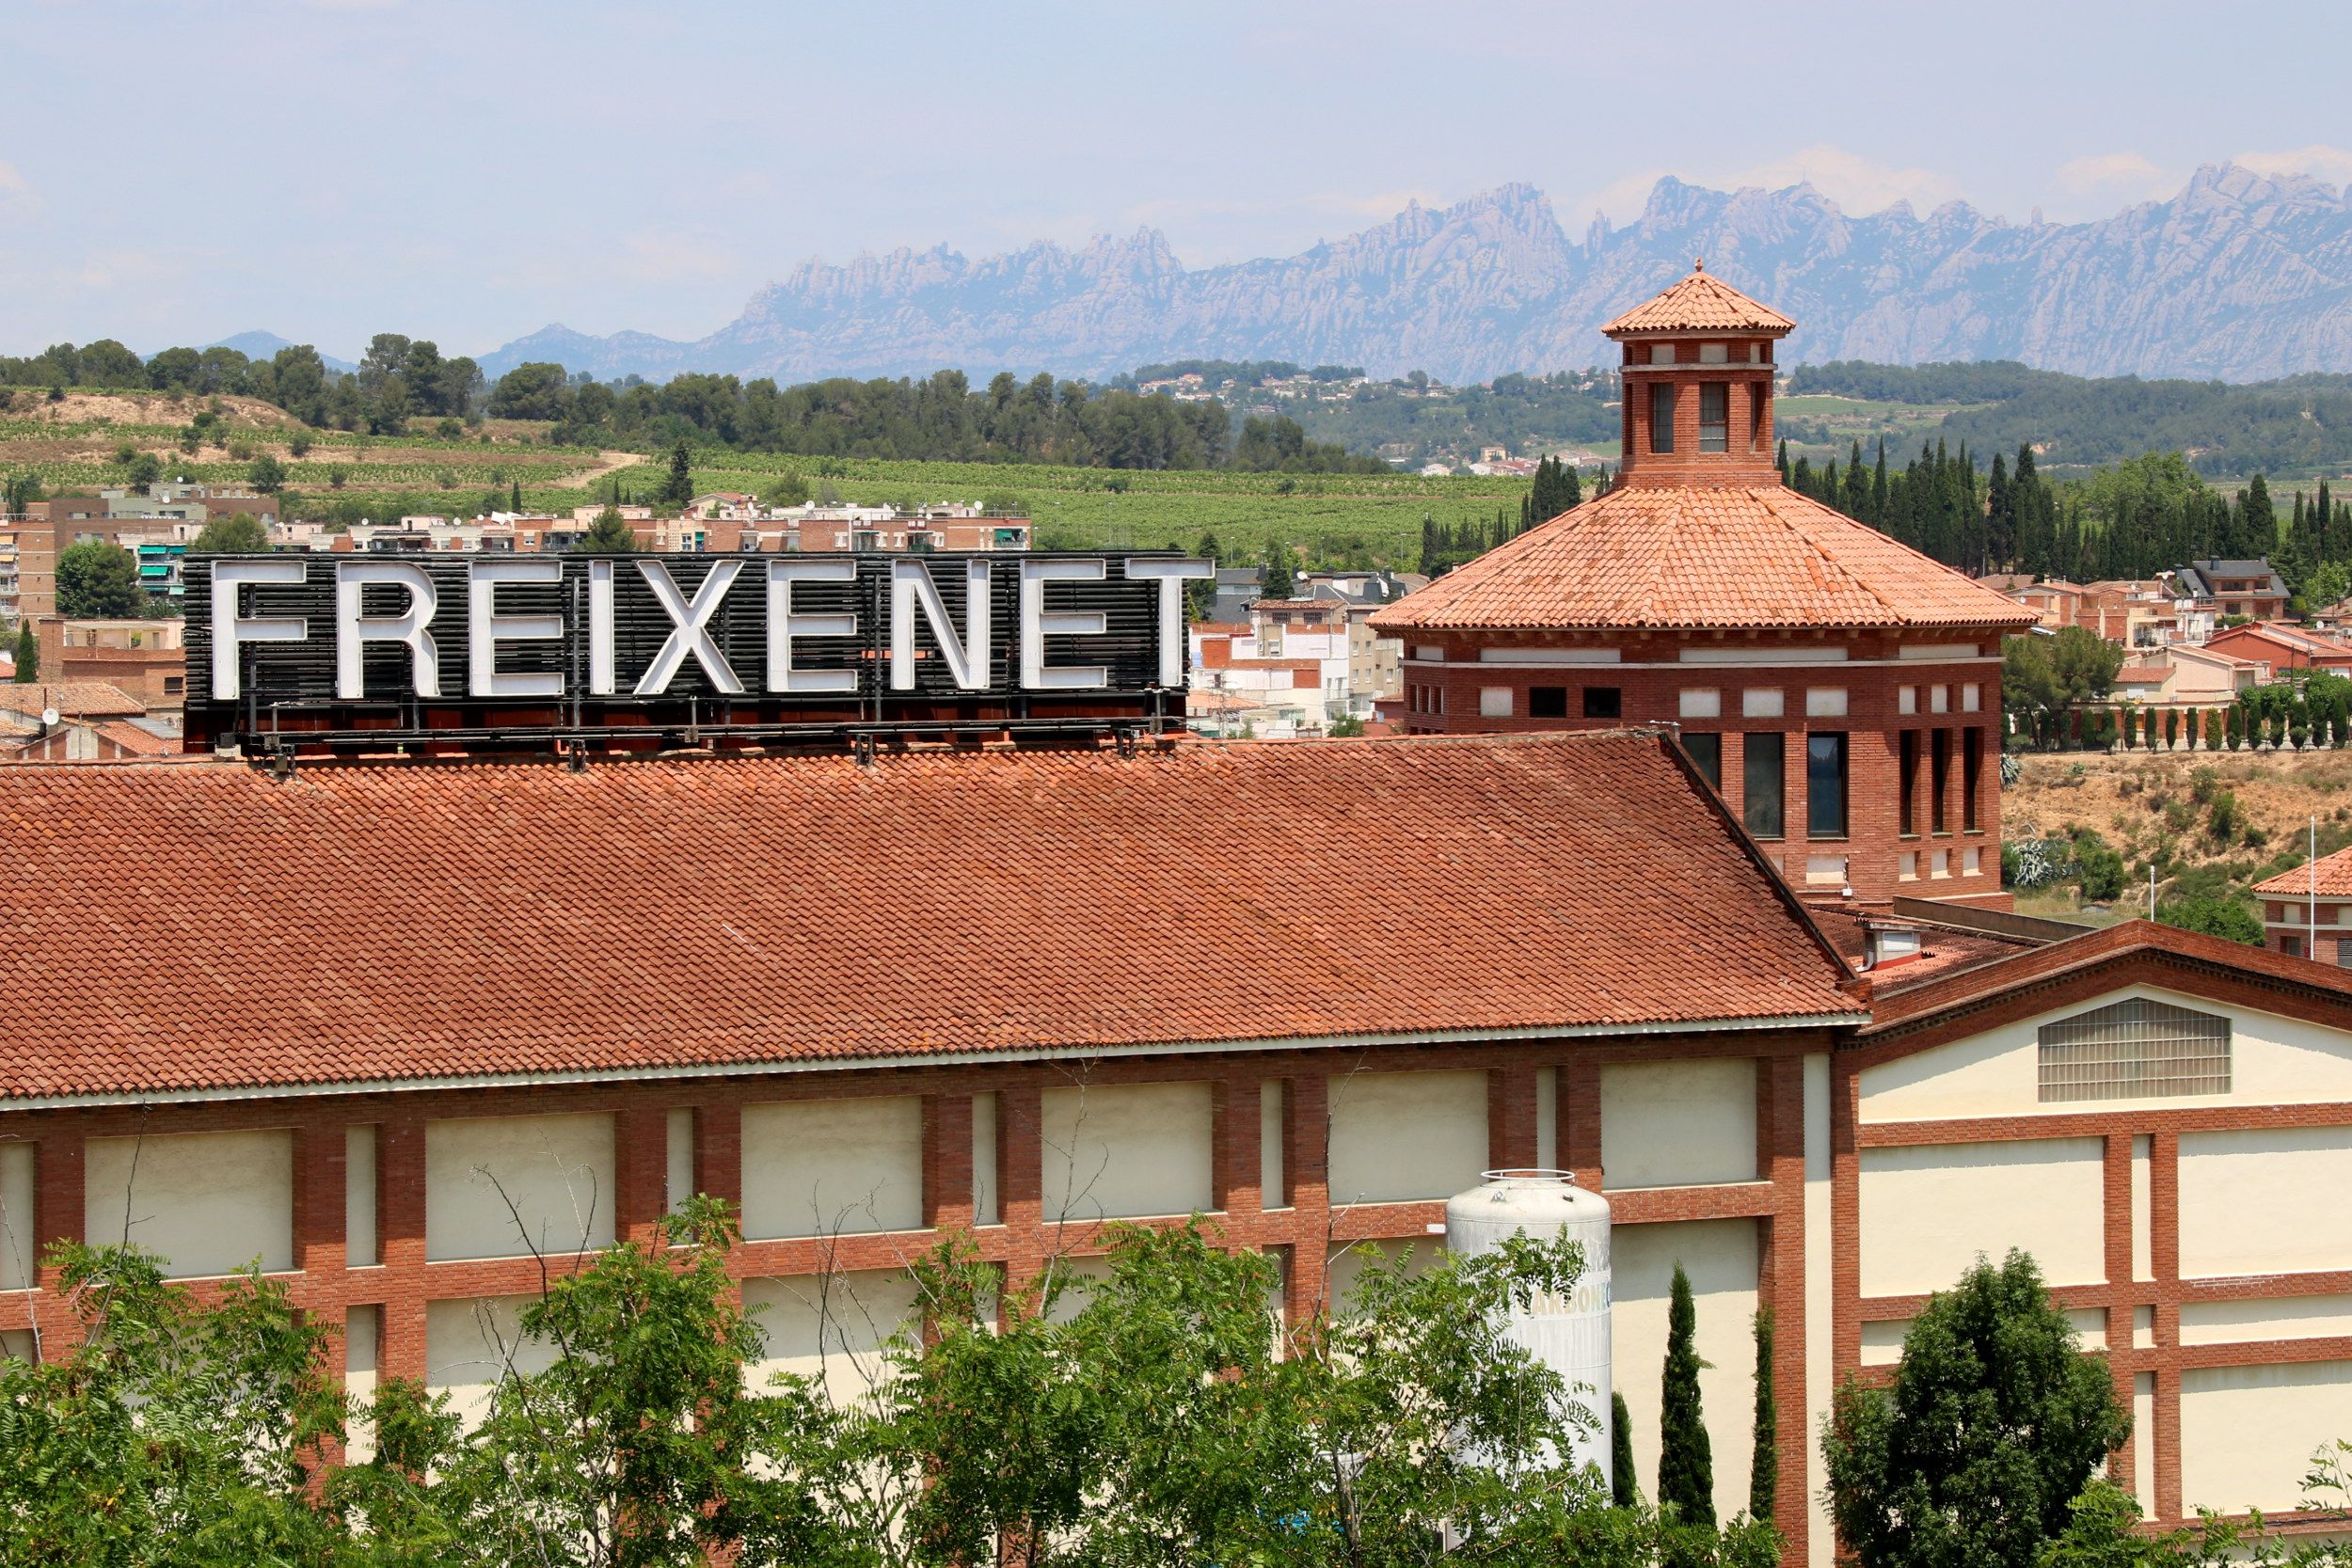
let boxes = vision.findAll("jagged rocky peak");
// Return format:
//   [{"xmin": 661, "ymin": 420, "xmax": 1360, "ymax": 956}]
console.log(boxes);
[{"xmin": 474, "ymin": 161, "xmax": 2352, "ymax": 386}]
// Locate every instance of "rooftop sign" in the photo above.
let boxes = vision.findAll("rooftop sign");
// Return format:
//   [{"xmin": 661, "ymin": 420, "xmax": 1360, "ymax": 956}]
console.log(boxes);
[{"xmin": 184, "ymin": 552, "xmax": 1211, "ymax": 753}]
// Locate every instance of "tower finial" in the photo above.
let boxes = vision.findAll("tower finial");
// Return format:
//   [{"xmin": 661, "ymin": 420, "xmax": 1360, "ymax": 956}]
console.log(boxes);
[{"xmin": 1693, "ymin": 255, "xmax": 1705, "ymax": 273}]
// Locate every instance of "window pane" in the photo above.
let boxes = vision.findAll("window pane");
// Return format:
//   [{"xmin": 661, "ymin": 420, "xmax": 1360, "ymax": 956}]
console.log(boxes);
[
  {"xmin": 1963, "ymin": 728, "xmax": 1982, "ymax": 831},
  {"xmin": 1698, "ymin": 382, "xmax": 1728, "ymax": 452},
  {"xmin": 1682, "ymin": 733, "xmax": 1722, "ymax": 790},
  {"xmin": 1582, "ymin": 686, "xmax": 1621, "ymax": 720},
  {"xmin": 1649, "ymin": 383, "xmax": 1676, "ymax": 454},
  {"xmin": 1743, "ymin": 733, "xmax": 1785, "ymax": 839},
  {"xmin": 1529, "ymin": 686, "xmax": 1567, "ymax": 720},
  {"xmin": 1931, "ymin": 728, "xmax": 1951, "ymax": 832},
  {"xmin": 2038, "ymin": 998, "xmax": 2230, "ymax": 1101},
  {"xmin": 1899, "ymin": 730, "xmax": 1918, "ymax": 836},
  {"xmin": 1807, "ymin": 733, "xmax": 1848, "ymax": 837}
]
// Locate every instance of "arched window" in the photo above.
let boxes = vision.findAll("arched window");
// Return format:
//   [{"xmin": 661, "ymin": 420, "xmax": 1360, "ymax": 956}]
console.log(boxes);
[{"xmin": 2037, "ymin": 997, "xmax": 2231, "ymax": 1102}]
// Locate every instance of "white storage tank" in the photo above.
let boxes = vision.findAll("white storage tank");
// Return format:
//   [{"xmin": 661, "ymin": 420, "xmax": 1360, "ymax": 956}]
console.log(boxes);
[{"xmin": 1445, "ymin": 1167, "xmax": 1613, "ymax": 1486}]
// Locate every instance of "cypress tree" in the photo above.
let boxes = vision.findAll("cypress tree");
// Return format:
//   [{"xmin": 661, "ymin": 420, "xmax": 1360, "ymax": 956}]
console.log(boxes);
[
  {"xmin": 1776, "ymin": 438, "xmax": 1790, "ymax": 487},
  {"xmin": 1751, "ymin": 1306, "xmax": 1777, "ymax": 1523},
  {"xmin": 1872, "ymin": 437, "xmax": 1890, "ymax": 525},
  {"xmin": 511, "ymin": 479, "xmax": 523, "ymax": 514},
  {"xmin": 1612, "ymin": 1391, "xmax": 1640, "ymax": 1507},
  {"xmin": 10, "ymin": 619, "xmax": 35, "ymax": 682},
  {"xmin": 1658, "ymin": 1260, "xmax": 1715, "ymax": 1525}
]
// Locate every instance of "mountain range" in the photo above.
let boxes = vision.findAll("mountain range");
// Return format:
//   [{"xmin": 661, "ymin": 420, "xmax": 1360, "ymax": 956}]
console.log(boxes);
[{"xmin": 465, "ymin": 165, "xmax": 2352, "ymax": 387}]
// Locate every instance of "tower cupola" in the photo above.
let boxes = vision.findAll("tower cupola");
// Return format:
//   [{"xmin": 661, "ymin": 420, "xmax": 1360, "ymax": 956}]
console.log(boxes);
[{"xmin": 1601, "ymin": 260, "xmax": 1793, "ymax": 489}]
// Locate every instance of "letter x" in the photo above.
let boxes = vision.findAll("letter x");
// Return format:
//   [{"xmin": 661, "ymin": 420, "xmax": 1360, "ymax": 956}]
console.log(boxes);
[{"xmin": 635, "ymin": 560, "xmax": 747, "ymax": 694}]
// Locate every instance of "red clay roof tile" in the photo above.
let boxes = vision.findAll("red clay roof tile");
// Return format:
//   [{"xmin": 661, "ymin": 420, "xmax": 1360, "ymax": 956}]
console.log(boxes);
[
  {"xmin": 0, "ymin": 733, "xmax": 1858, "ymax": 1101},
  {"xmin": 1369, "ymin": 483, "xmax": 2039, "ymax": 633},
  {"xmin": 2254, "ymin": 846, "xmax": 2352, "ymax": 899},
  {"xmin": 1601, "ymin": 266, "xmax": 1795, "ymax": 337}
]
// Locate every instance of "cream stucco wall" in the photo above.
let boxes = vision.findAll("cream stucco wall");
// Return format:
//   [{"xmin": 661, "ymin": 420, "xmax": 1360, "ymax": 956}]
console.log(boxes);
[
  {"xmin": 345, "ymin": 1305, "xmax": 380, "ymax": 1463},
  {"xmin": 425, "ymin": 1113, "xmax": 614, "ymax": 1263},
  {"xmin": 1613, "ymin": 1219, "xmax": 1759, "ymax": 1528},
  {"xmin": 1327, "ymin": 1069, "xmax": 1487, "ymax": 1206},
  {"xmin": 426, "ymin": 1293, "xmax": 564, "ymax": 1427},
  {"xmin": 741, "ymin": 1096, "xmax": 922, "ymax": 1241},
  {"xmin": 2181, "ymin": 1294, "xmax": 2352, "ymax": 1345},
  {"xmin": 2181, "ymin": 1360, "xmax": 2352, "ymax": 1513},
  {"xmin": 1041, "ymin": 1081, "xmax": 1214, "ymax": 1224},
  {"xmin": 1601, "ymin": 1059, "xmax": 1758, "ymax": 1189},
  {"xmin": 2134, "ymin": 1373, "xmax": 2156, "ymax": 1517},
  {"xmin": 0, "ymin": 1140, "xmax": 34, "ymax": 1291},
  {"xmin": 745, "ymin": 1269, "xmax": 922, "ymax": 1403},
  {"xmin": 665, "ymin": 1107, "xmax": 693, "ymax": 1214},
  {"xmin": 1857, "ymin": 1138, "xmax": 2106, "ymax": 1296},
  {"xmin": 2179, "ymin": 1125, "xmax": 2352, "ymax": 1278},
  {"xmin": 84, "ymin": 1128, "xmax": 294, "ymax": 1278},
  {"xmin": 1859, "ymin": 983, "xmax": 2352, "ymax": 1123},
  {"xmin": 345, "ymin": 1124, "xmax": 377, "ymax": 1268}
]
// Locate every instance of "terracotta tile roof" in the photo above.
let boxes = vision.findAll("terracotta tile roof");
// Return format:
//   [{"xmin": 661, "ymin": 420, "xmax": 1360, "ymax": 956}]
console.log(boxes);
[
  {"xmin": 0, "ymin": 681, "xmax": 146, "ymax": 719},
  {"xmin": 1809, "ymin": 906, "xmax": 2045, "ymax": 990},
  {"xmin": 2253, "ymin": 846, "xmax": 2352, "ymax": 898},
  {"xmin": 91, "ymin": 720, "xmax": 176, "ymax": 756},
  {"xmin": 1368, "ymin": 484, "xmax": 2040, "ymax": 633},
  {"xmin": 0, "ymin": 733, "xmax": 1860, "ymax": 1102},
  {"xmin": 1601, "ymin": 265, "xmax": 1795, "ymax": 337},
  {"xmin": 2116, "ymin": 663, "xmax": 2170, "ymax": 683},
  {"xmin": 1860, "ymin": 919, "xmax": 2352, "ymax": 1037}
]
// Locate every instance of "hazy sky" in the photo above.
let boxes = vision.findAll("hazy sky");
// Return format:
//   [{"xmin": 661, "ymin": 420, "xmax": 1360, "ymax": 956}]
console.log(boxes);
[{"xmin": 5, "ymin": 0, "xmax": 2348, "ymax": 359}]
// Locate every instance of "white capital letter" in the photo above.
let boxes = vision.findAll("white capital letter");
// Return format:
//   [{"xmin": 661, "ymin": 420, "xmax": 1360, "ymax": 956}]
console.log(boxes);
[
  {"xmin": 334, "ymin": 561, "xmax": 438, "ymax": 699},
  {"xmin": 588, "ymin": 559, "xmax": 617, "ymax": 695},
  {"xmin": 1126, "ymin": 558, "xmax": 1215, "ymax": 687},
  {"xmin": 468, "ymin": 559, "xmax": 564, "ymax": 699},
  {"xmin": 1020, "ymin": 558, "xmax": 1107, "ymax": 689},
  {"xmin": 210, "ymin": 558, "xmax": 308, "ymax": 700},
  {"xmin": 634, "ymin": 559, "xmax": 746, "ymax": 695},
  {"xmin": 890, "ymin": 558, "xmax": 991, "ymax": 690},
  {"xmin": 767, "ymin": 560, "xmax": 858, "ymax": 693}
]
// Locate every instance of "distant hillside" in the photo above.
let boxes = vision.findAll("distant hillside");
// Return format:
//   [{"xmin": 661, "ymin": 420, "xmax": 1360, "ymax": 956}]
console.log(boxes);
[
  {"xmin": 203, "ymin": 332, "xmax": 356, "ymax": 375},
  {"xmin": 478, "ymin": 163, "xmax": 2352, "ymax": 387}
]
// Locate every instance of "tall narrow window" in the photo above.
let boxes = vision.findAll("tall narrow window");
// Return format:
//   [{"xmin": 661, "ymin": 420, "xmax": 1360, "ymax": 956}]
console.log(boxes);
[
  {"xmin": 1963, "ymin": 728, "xmax": 1982, "ymax": 831},
  {"xmin": 1931, "ymin": 728, "xmax": 1951, "ymax": 832},
  {"xmin": 1743, "ymin": 733, "xmax": 1785, "ymax": 839},
  {"xmin": 1649, "ymin": 382, "xmax": 1676, "ymax": 454},
  {"xmin": 1750, "ymin": 384, "xmax": 1768, "ymax": 451},
  {"xmin": 1682, "ymin": 732, "xmax": 1722, "ymax": 791},
  {"xmin": 1899, "ymin": 730, "xmax": 1918, "ymax": 836},
  {"xmin": 1698, "ymin": 382, "xmax": 1728, "ymax": 452},
  {"xmin": 1807, "ymin": 733, "xmax": 1849, "ymax": 838}
]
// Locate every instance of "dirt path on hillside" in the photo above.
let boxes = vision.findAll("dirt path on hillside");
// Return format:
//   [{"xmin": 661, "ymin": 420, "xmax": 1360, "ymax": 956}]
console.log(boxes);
[{"xmin": 546, "ymin": 450, "xmax": 647, "ymax": 488}]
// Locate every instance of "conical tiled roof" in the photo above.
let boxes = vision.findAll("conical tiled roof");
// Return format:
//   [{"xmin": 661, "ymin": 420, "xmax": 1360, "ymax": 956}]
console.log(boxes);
[
  {"xmin": 1368, "ymin": 484, "xmax": 2039, "ymax": 632},
  {"xmin": 1602, "ymin": 263, "xmax": 1794, "ymax": 337}
]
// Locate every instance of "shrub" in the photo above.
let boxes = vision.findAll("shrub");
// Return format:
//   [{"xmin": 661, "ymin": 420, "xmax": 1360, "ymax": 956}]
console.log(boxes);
[{"xmin": 2073, "ymin": 831, "xmax": 2126, "ymax": 902}]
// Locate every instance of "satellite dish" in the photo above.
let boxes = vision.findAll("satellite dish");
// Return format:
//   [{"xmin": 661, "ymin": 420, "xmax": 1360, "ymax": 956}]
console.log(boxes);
[{"xmin": 40, "ymin": 707, "xmax": 59, "ymax": 727}]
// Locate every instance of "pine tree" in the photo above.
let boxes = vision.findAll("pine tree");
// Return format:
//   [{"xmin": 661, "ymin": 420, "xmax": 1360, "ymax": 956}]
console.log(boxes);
[
  {"xmin": 10, "ymin": 620, "xmax": 35, "ymax": 682},
  {"xmin": 1263, "ymin": 546, "xmax": 1296, "ymax": 600},
  {"xmin": 1612, "ymin": 1391, "xmax": 1639, "ymax": 1507},
  {"xmin": 660, "ymin": 438, "xmax": 695, "ymax": 509},
  {"xmin": 1751, "ymin": 1307, "xmax": 1777, "ymax": 1524},
  {"xmin": 1776, "ymin": 439, "xmax": 1790, "ymax": 487},
  {"xmin": 1658, "ymin": 1261, "xmax": 1715, "ymax": 1525},
  {"xmin": 510, "ymin": 479, "xmax": 523, "ymax": 514}
]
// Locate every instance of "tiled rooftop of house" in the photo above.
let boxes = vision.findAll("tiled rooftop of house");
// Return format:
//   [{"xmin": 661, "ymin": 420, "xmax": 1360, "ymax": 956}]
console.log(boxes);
[
  {"xmin": 1600, "ymin": 264, "xmax": 1795, "ymax": 337},
  {"xmin": 0, "ymin": 680, "xmax": 146, "ymax": 719},
  {"xmin": 2253, "ymin": 846, "xmax": 2352, "ymax": 899},
  {"xmin": 1368, "ymin": 483, "xmax": 2040, "ymax": 633},
  {"xmin": 0, "ymin": 731, "xmax": 1860, "ymax": 1102}
]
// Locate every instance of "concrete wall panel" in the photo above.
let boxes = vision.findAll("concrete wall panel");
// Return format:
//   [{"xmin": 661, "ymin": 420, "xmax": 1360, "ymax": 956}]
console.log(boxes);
[
  {"xmin": 1041, "ymin": 1082, "xmax": 1213, "ymax": 1223},
  {"xmin": 2181, "ymin": 1360, "xmax": 2352, "ymax": 1513},
  {"xmin": 1613, "ymin": 1218, "xmax": 1760, "ymax": 1528},
  {"xmin": 425, "ymin": 1113, "xmax": 615, "ymax": 1263},
  {"xmin": 1327, "ymin": 1070, "xmax": 1487, "ymax": 1205},
  {"xmin": 84, "ymin": 1128, "xmax": 294, "ymax": 1278},
  {"xmin": 741, "ymin": 1096, "xmax": 922, "ymax": 1241},
  {"xmin": 1601, "ymin": 1059, "xmax": 1758, "ymax": 1189},
  {"xmin": 1858, "ymin": 1137, "xmax": 2105, "ymax": 1295},
  {"xmin": 2179, "ymin": 1126, "xmax": 2352, "ymax": 1278}
]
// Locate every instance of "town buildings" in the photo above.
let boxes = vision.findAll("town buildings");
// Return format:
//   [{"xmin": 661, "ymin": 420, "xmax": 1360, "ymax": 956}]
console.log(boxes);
[
  {"xmin": 2255, "ymin": 847, "xmax": 2352, "ymax": 962},
  {"xmin": 1, "ymin": 730, "xmax": 2349, "ymax": 1562},
  {"xmin": 1374, "ymin": 265, "xmax": 2038, "ymax": 907}
]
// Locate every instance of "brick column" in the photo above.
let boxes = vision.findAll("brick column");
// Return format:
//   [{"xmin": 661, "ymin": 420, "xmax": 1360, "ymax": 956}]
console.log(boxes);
[
  {"xmin": 614, "ymin": 1104, "xmax": 667, "ymax": 1247},
  {"xmin": 2103, "ymin": 1133, "xmax": 2137, "ymax": 1494},
  {"xmin": 1489, "ymin": 1065, "xmax": 1538, "ymax": 1172},
  {"xmin": 1284, "ymin": 1074, "xmax": 1329, "ymax": 1323},
  {"xmin": 923, "ymin": 1093, "xmax": 974, "ymax": 1234},
  {"xmin": 294, "ymin": 1116, "xmax": 347, "ymax": 1278},
  {"xmin": 375, "ymin": 1116, "xmax": 427, "ymax": 1382},
  {"xmin": 1563, "ymin": 1060, "xmax": 1604, "ymax": 1192},
  {"xmin": 997, "ymin": 1084, "xmax": 1044, "ymax": 1301},
  {"xmin": 2149, "ymin": 1131, "xmax": 2183, "ymax": 1522},
  {"xmin": 1764, "ymin": 1056, "xmax": 1810, "ymax": 1559},
  {"xmin": 1216, "ymin": 1075, "xmax": 1262, "ymax": 1222},
  {"xmin": 31, "ymin": 1123, "xmax": 86, "ymax": 1352}
]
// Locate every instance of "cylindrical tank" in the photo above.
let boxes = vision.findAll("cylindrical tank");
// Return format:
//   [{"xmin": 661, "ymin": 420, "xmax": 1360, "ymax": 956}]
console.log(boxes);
[{"xmin": 1445, "ymin": 1168, "xmax": 1613, "ymax": 1487}]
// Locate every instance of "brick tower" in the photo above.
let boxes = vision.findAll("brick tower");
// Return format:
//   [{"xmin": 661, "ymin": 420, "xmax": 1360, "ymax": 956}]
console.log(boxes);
[{"xmin": 1371, "ymin": 263, "xmax": 2038, "ymax": 907}]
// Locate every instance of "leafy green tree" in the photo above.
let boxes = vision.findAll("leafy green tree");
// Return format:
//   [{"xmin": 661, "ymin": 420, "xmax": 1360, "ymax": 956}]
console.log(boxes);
[
  {"xmin": 0, "ymin": 1243, "xmax": 345, "ymax": 1566},
  {"xmin": 660, "ymin": 438, "xmax": 695, "ymax": 508},
  {"xmin": 1327, "ymin": 714, "xmax": 1366, "ymax": 736},
  {"xmin": 1263, "ymin": 546, "xmax": 1297, "ymax": 599},
  {"xmin": 2, "ymin": 470, "xmax": 41, "ymax": 514},
  {"xmin": 1660, "ymin": 1260, "xmax": 1715, "ymax": 1525},
  {"xmin": 2158, "ymin": 894, "xmax": 2264, "ymax": 944},
  {"xmin": 11, "ymin": 619, "xmax": 35, "ymax": 681},
  {"xmin": 575, "ymin": 505, "xmax": 639, "ymax": 552},
  {"xmin": 56, "ymin": 539, "xmax": 145, "ymax": 618},
  {"xmin": 1752, "ymin": 1307, "xmax": 1778, "ymax": 1524},
  {"xmin": 193, "ymin": 514, "xmax": 270, "ymax": 552},
  {"xmin": 1613, "ymin": 1390, "xmax": 1641, "ymax": 1506},
  {"xmin": 247, "ymin": 452, "xmax": 289, "ymax": 494},
  {"xmin": 763, "ymin": 470, "xmax": 810, "ymax": 508},
  {"xmin": 122, "ymin": 451, "xmax": 162, "ymax": 489},
  {"xmin": 1824, "ymin": 1251, "xmax": 2130, "ymax": 1568}
]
